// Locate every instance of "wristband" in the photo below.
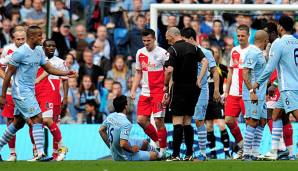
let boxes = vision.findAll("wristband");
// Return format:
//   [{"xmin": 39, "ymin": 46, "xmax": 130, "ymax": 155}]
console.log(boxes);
[{"xmin": 249, "ymin": 89, "xmax": 254, "ymax": 93}]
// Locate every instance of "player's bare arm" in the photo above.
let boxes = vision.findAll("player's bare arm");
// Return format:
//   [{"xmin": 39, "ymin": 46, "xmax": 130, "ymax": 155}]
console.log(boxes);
[
  {"xmin": 243, "ymin": 67, "xmax": 258, "ymax": 104},
  {"xmin": 99, "ymin": 126, "xmax": 110, "ymax": 148},
  {"xmin": 0, "ymin": 68, "xmax": 5, "ymax": 79},
  {"xmin": 224, "ymin": 68, "xmax": 233, "ymax": 99},
  {"xmin": 131, "ymin": 69, "xmax": 142, "ymax": 100},
  {"xmin": 62, "ymin": 79, "xmax": 69, "ymax": 108},
  {"xmin": 162, "ymin": 66, "xmax": 173, "ymax": 106},
  {"xmin": 41, "ymin": 62, "xmax": 76, "ymax": 77},
  {"xmin": 120, "ymin": 139, "xmax": 139, "ymax": 153},
  {"xmin": 210, "ymin": 66, "xmax": 221, "ymax": 102},
  {"xmin": 197, "ymin": 58, "xmax": 208, "ymax": 88},
  {"xmin": 35, "ymin": 70, "xmax": 48, "ymax": 84},
  {"xmin": 0, "ymin": 64, "xmax": 16, "ymax": 107}
]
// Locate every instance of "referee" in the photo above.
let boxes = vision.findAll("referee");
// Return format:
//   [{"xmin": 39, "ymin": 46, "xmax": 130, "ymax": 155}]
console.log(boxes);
[{"xmin": 163, "ymin": 27, "xmax": 208, "ymax": 161}]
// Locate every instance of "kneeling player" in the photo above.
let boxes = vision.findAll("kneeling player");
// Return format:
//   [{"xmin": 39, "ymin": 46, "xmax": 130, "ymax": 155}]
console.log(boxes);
[{"xmin": 99, "ymin": 95, "xmax": 160, "ymax": 161}]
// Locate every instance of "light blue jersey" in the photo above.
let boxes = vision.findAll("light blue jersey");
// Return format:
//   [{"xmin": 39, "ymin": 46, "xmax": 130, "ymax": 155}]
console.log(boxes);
[
  {"xmin": 195, "ymin": 46, "xmax": 216, "ymax": 120},
  {"xmin": 257, "ymin": 35, "xmax": 298, "ymax": 91},
  {"xmin": 197, "ymin": 45, "xmax": 216, "ymax": 100},
  {"xmin": 9, "ymin": 44, "xmax": 47, "ymax": 100},
  {"xmin": 257, "ymin": 35, "xmax": 298, "ymax": 113},
  {"xmin": 102, "ymin": 112, "xmax": 132, "ymax": 161},
  {"xmin": 8, "ymin": 44, "xmax": 46, "ymax": 119},
  {"xmin": 242, "ymin": 45, "xmax": 267, "ymax": 100}
]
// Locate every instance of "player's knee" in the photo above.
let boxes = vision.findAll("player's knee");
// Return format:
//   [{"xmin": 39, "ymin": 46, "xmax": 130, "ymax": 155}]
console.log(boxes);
[
  {"xmin": 195, "ymin": 119, "xmax": 204, "ymax": 127},
  {"xmin": 137, "ymin": 116, "xmax": 148, "ymax": 128},
  {"xmin": 150, "ymin": 151, "xmax": 158, "ymax": 160},
  {"xmin": 31, "ymin": 113, "xmax": 43, "ymax": 124},
  {"xmin": 259, "ymin": 118, "xmax": 267, "ymax": 127},
  {"xmin": 205, "ymin": 121, "xmax": 213, "ymax": 131},
  {"xmin": 217, "ymin": 120, "xmax": 227, "ymax": 131},
  {"xmin": 272, "ymin": 109, "xmax": 282, "ymax": 121},
  {"xmin": 247, "ymin": 118, "xmax": 258, "ymax": 128},
  {"xmin": 14, "ymin": 118, "xmax": 25, "ymax": 130},
  {"xmin": 154, "ymin": 118, "xmax": 165, "ymax": 130},
  {"xmin": 225, "ymin": 117, "xmax": 235, "ymax": 126},
  {"xmin": 42, "ymin": 117, "xmax": 53, "ymax": 126}
]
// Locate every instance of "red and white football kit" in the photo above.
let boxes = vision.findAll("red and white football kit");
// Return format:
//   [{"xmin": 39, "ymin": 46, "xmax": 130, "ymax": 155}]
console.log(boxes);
[
  {"xmin": 225, "ymin": 45, "xmax": 252, "ymax": 117},
  {"xmin": 35, "ymin": 56, "xmax": 68, "ymax": 122},
  {"xmin": 0, "ymin": 43, "xmax": 17, "ymax": 118},
  {"xmin": 135, "ymin": 46, "xmax": 169, "ymax": 117}
]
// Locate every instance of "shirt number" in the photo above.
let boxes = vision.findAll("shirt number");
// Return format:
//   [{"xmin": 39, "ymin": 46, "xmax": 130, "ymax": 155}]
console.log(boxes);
[
  {"xmin": 294, "ymin": 48, "xmax": 298, "ymax": 66},
  {"xmin": 108, "ymin": 127, "xmax": 114, "ymax": 144}
]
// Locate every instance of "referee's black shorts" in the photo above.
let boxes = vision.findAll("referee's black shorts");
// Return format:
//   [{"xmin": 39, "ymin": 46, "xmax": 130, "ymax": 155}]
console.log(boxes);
[
  {"xmin": 169, "ymin": 84, "xmax": 200, "ymax": 116},
  {"xmin": 205, "ymin": 100, "xmax": 224, "ymax": 120}
]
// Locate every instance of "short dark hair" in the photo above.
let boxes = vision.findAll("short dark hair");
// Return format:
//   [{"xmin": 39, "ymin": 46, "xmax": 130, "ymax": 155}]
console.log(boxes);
[
  {"xmin": 27, "ymin": 25, "xmax": 42, "ymax": 37},
  {"xmin": 279, "ymin": 15, "xmax": 294, "ymax": 32},
  {"xmin": 181, "ymin": 27, "xmax": 196, "ymax": 40},
  {"xmin": 43, "ymin": 39, "xmax": 55, "ymax": 46},
  {"xmin": 141, "ymin": 28, "xmax": 155, "ymax": 38},
  {"xmin": 113, "ymin": 95, "xmax": 127, "ymax": 113},
  {"xmin": 213, "ymin": 19, "xmax": 223, "ymax": 26},
  {"xmin": 237, "ymin": 24, "xmax": 250, "ymax": 34},
  {"xmin": 85, "ymin": 99, "xmax": 98, "ymax": 108},
  {"xmin": 136, "ymin": 14, "xmax": 145, "ymax": 21},
  {"xmin": 112, "ymin": 81, "xmax": 122, "ymax": 88}
]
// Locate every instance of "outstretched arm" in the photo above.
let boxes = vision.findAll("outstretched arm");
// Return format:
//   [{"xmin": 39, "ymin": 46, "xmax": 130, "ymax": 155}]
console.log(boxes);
[{"xmin": 41, "ymin": 62, "xmax": 76, "ymax": 77}]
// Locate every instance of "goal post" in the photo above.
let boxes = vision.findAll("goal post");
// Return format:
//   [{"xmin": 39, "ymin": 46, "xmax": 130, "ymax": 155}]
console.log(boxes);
[{"xmin": 150, "ymin": 4, "xmax": 298, "ymax": 40}]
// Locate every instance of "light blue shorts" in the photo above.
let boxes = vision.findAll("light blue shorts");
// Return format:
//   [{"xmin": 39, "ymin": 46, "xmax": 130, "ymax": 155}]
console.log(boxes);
[
  {"xmin": 13, "ymin": 95, "xmax": 41, "ymax": 120},
  {"xmin": 278, "ymin": 90, "xmax": 298, "ymax": 113},
  {"xmin": 125, "ymin": 139, "xmax": 151, "ymax": 161},
  {"xmin": 244, "ymin": 100, "xmax": 267, "ymax": 120}
]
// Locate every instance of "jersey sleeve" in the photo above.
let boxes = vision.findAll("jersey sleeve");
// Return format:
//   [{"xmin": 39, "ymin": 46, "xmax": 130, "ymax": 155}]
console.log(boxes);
[
  {"xmin": 59, "ymin": 60, "xmax": 68, "ymax": 80},
  {"xmin": 135, "ymin": 50, "xmax": 141, "ymax": 70},
  {"xmin": 205, "ymin": 50, "xmax": 216, "ymax": 69},
  {"xmin": 161, "ymin": 48, "xmax": 170, "ymax": 65},
  {"xmin": 242, "ymin": 50, "xmax": 257, "ymax": 69},
  {"xmin": 164, "ymin": 46, "xmax": 176, "ymax": 67},
  {"xmin": 9, "ymin": 50, "xmax": 22, "ymax": 67},
  {"xmin": 257, "ymin": 39, "xmax": 282, "ymax": 85},
  {"xmin": 120, "ymin": 123, "xmax": 132, "ymax": 140},
  {"xmin": 196, "ymin": 46, "xmax": 205, "ymax": 63}
]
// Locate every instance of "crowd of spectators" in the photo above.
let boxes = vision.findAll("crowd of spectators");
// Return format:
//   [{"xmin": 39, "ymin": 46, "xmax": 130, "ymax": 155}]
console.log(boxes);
[{"xmin": 0, "ymin": 0, "xmax": 298, "ymax": 124}]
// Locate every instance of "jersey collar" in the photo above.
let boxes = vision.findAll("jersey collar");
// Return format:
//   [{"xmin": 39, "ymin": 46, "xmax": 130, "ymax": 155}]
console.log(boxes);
[{"xmin": 116, "ymin": 112, "xmax": 127, "ymax": 118}]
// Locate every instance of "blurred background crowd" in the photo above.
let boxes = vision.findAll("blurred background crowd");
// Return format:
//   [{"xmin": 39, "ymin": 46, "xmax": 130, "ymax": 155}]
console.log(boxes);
[{"xmin": 0, "ymin": 0, "xmax": 298, "ymax": 124}]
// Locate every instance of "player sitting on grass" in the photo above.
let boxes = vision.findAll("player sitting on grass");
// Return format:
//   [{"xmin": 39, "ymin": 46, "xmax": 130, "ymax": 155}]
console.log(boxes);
[{"xmin": 99, "ymin": 95, "xmax": 161, "ymax": 161}]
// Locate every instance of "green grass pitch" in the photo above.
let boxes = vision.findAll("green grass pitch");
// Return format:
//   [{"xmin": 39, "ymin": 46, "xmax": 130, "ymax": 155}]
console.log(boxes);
[{"xmin": 1, "ymin": 160, "xmax": 298, "ymax": 171}]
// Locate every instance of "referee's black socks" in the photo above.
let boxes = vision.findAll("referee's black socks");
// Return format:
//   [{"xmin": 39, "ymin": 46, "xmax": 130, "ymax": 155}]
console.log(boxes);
[
  {"xmin": 183, "ymin": 125, "xmax": 194, "ymax": 157},
  {"xmin": 207, "ymin": 131, "xmax": 216, "ymax": 158},
  {"xmin": 221, "ymin": 129, "xmax": 230, "ymax": 152},
  {"xmin": 172, "ymin": 124, "xmax": 183, "ymax": 157}
]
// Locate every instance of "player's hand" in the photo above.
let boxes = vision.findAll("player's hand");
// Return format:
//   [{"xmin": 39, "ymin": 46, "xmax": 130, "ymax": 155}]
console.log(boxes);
[
  {"xmin": 130, "ymin": 91, "xmax": 136, "ymax": 100},
  {"xmin": 268, "ymin": 85, "xmax": 276, "ymax": 97},
  {"xmin": 67, "ymin": 70, "xmax": 77, "ymax": 78},
  {"xmin": 162, "ymin": 93, "xmax": 170, "ymax": 107},
  {"xmin": 0, "ymin": 96, "xmax": 6, "ymax": 109},
  {"xmin": 250, "ymin": 92, "xmax": 258, "ymax": 104},
  {"xmin": 61, "ymin": 97, "xmax": 68, "ymax": 109},
  {"xmin": 131, "ymin": 145, "xmax": 139, "ymax": 153},
  {"xmin": 213, "ymin": 90, "xmax": 221, "ymax": 103}
]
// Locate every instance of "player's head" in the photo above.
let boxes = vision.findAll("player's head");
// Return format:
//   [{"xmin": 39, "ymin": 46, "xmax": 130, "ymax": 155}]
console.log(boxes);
[
  {"xmin": 266, "ymin": 22, "xmax": 278, "ymax": 43},
  {"xmin": 113, "ymin": 95, "xmax": 128, "ymax": 114},
  {"xmin": 278, "ymin": 15, "xmax": 294, "ymax": 35},
  {"xmin": 166, "ymin": 27, "xmax": 181, "ymax": 45},
  {"xmin": 181, "ymin": 27, "xmax": 196, "ymax": 45},
  {"xmin": 141, "ymin": 28, "xmax": 156, "ymax": 51},
  {"xmin": 43, "ymin": 39, "xmax": 56, "ymax": 58},
  {"xmin": 27, "ymin": 25, "xmax": 43, "ymax": 46},
  {"xmin": 254, "ymin": 30, "xmax": 269, "ymax": 50},
  {"xmin": 12, "ymin": 26, "xmax": 26, "ymax": 48},
  {"xmin": 236, "ymin": 24, "xmax": 250, "ymax": 48}
]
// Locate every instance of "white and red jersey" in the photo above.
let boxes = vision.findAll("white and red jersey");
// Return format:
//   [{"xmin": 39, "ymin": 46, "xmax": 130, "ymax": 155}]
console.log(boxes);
[
  {"xmin": 229, "ymin": 45, "xmax": 252, "ymax": 96},
  {"xmin": 135, "ymin": 46, "xmax": 169, "ymax": 96},
  {"xmin": 35, "ymin": 56, "xmax": 68, "ymax": 105},
  {"xmin": 0, "ymin": 43, "xmax": 17, "ymax": 95}
]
